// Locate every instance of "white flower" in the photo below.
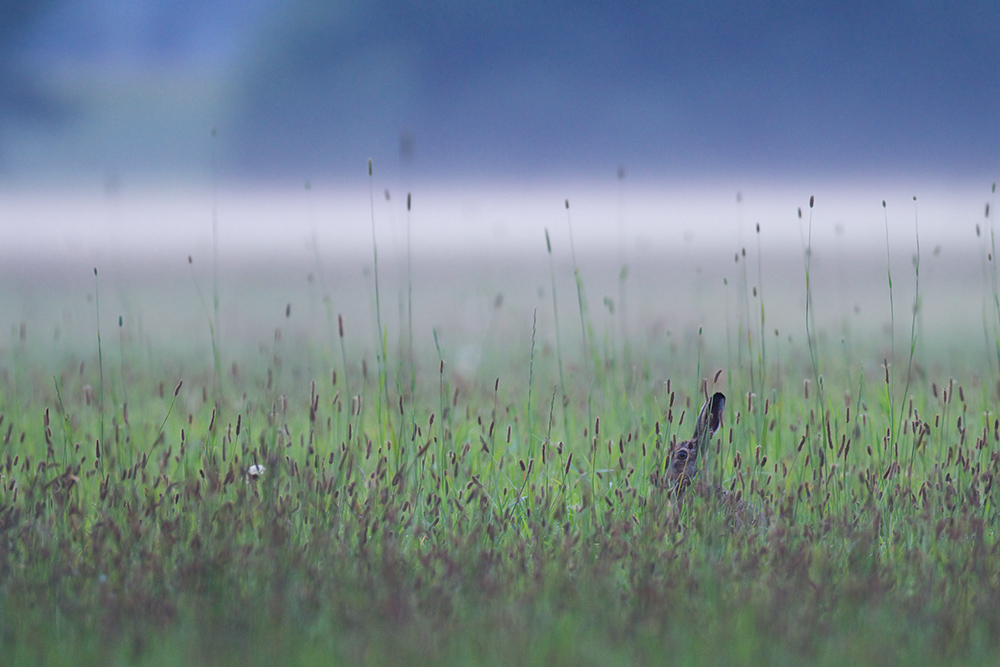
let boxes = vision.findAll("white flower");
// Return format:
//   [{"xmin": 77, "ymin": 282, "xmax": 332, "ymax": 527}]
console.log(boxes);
[{"xmin": 246, "ymin": 464, "xmax": 265, "ymax": 481}]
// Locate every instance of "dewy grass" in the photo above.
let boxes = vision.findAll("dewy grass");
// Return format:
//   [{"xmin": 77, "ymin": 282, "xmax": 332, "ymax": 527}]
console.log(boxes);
[
  {"xmin": 5, "ymin": 327, "xmax": 1000, "ymax": 666},
  {"xmin": 5, "ymin": 188, "xmax": 1000, "ymax": 666}
]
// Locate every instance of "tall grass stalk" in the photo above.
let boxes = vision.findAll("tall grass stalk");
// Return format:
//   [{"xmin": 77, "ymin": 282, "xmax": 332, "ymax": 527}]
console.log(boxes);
[
  {"xmin": 368, "ymin": 158, "xmax": 388, "ymax": 441},
  {"xmin": 735, "ymin": 192, "xmax": 746, "ymax": 372},
  {"xmin": 149, "ymin": 381, "xmax": 182, "ymax": 453},
  {"xmin": 338, "ymin": 314, "xmax": 349, "ymax": 403},
  {"xmin": 544, "ymin": 228, "xmax": 569, "ymax": 438},
  {"xmin": 526, "ymin": 308, "xmax": 538, "ymax": 458},
  {"xmin": 188, "ymin": 256, "xmax": 222, "ymax": 419},
  {"xmin": 723, "ymin": 276, "xmax": 734, "ymax": 380},
  {"xmin": 117, "ymin": 313, "xmax": 132, "ymax": 460},
  {"xmin": 433, "ymin": 328, "xmax": 446, "ymax": 450},
  {"xmin": 51, "ymin": 377, "xmax": 71, "ymax": 467},
  {"xmin": 882, "ymin": 200, "xmax": 897, "ymax": 447},
  {"xmin": 988, "ymin": 183, "xmax": 1000, "ymax": 371},
  {"xmin": 738, "ymin": 244, "xmax": 755, "ymax": 397},
  {"xmin": 900, "ymin": 196, "xmax": 921, "ymax": 467},
  {"xmin": 210, "ymin": 127, "xmax": 221, "ymax": 408},
  {"xmin": 117, "ymin": 315, "xmax": 127, "ymax": 411},
  {"xmin": 754, "ymin": 224, "xmax": 767, "ymax": 390},
  {"xmin": 93, "ymin": 268, "xmax": 105, "ymax": 448},
  {"xmin": 752, "ymin": 223, "xmax": 768, "ymax": 452},
  {"xmin": 303, "ymin": 180, "xmax": 338, "ymax": 355},
  {"xmin": 801, "ymin": 196, "xmax": 830, "ymax": 453},
  {"xmin": 802, "ymin": 200, "xmax": 819, "ymax": 389},
  {"xmin": 406, "ymin": 192, "xmax": 415, "ymax": 396},
  {"xmin": 564, "ymin": 200, "xmax": 590, "ymax": 360},
  {"xmin": 564, "ymin": 199, "xmax": 596, "ymax": 425},
  {"xmin": 616, "ymin": 167, "xmax": 630, "ymax": 378},
  {"xmin": 978, "ymin": 195, "xmax": 995, "ymax": 373}
]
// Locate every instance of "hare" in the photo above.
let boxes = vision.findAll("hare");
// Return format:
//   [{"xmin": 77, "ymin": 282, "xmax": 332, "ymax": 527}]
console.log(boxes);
[
  {"xmin": 665, "ymin": 391, "xmax": 726, "ymax": 491},
  {"xmin": 661, "ymin": 390, "xmax": 769, "ymax": 527}
]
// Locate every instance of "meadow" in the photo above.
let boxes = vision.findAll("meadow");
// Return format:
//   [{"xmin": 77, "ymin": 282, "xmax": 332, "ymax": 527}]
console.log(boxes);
[{"xmin": 2, "ymin": 183, "xmax": 1000, "ymax": 665}]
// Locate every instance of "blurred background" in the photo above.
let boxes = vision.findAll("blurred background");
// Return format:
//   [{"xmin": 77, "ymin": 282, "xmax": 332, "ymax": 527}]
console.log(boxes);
[
  {"xmin": 3, "ymin": 0, "xmax": 997, "ymax": 185},
  {"xmin": 1, "ymin": 0, "xmax": 997, "ymax": 362}
]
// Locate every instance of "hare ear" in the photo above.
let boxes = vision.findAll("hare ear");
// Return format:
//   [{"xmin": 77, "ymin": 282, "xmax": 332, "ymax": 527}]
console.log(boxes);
[{"xmin": 708, "ymin": 392, "xmax": 725, "ymax": 434}]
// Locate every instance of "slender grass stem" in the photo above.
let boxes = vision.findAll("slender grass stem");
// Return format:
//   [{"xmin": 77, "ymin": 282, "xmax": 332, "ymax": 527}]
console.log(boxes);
[
  {"xmin": 368, "ymin": 158, "xmax": 387, "ymax": 442},
  {"xmin": 210, "ymin": 127, "xmax": 221, "ymax": 409},
  {"xmin": 150, "ymin": 381, "xmax": 182, "ymax": 454},
  {"xmin": 526, "ymin": 308, "xmax": 537, "ymax": 458},
  {"xmin": 883, "ymin": 200, "xmax": 897, "ymax": 448},
  {"xmin": 753, "ymin": 222, "xmax": 768, "ymax": 452},
  {"xmin": 739, "ymin": 244, "xmax": 754, "ymax": 399},
  {"xmin": 433, "ymin": 328, "xmax": 446, "ymax": 456},
  {"xmin": 406, "ymin": 192, "xmax": 415, "ymax": 396},
  {"xmin": 117, "ymin": 315, "xmax": 127, "ymax": 411},
  {"xmin": 188, "ymin": 256, "xmax": 222, "ymax": 421},
  {"xmin": 94, "ymin": 268, "xmax": 105, "ymax": 449},
  {"xmin": 988, "ymin": 183, "xmax": 1000, "ymax": 371},
  {"xmin": 900, "ymin": 196, "xmax": 921, "ymax": 464},
  {"xmin": 545, "ymin": 228, "xmax": 569, "ymax": 439},
  {"xmin": 802, "ymin": 196, "xmax": 831, "ymax": 456},
  {"xmin": 564, "ymin": 199, "xmax": 591, "ymax": 367},
  {"xmin": 304, "ymin": 180, "xmax": 338, "ymax": 357},
  {"xmin": 755, "ymin": 223, "xmax": 767, "ymax": 393},
  {"xmin": 616, "ymin": 167, "xmax": 630, "ymax": 380}
]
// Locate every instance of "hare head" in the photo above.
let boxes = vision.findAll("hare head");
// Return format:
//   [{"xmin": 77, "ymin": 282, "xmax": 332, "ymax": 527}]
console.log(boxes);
[{"xmin": 666, "ymin": 392, "xmax": 725, "ymax": 488}]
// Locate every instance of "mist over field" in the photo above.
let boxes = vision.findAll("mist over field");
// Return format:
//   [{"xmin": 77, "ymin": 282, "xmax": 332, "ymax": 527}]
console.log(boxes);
[
  {"xmin": 1, "ymin": 2, "xmax": 995, "ymax": 299},
  {"xmin": 0, "ymin": 179, "xmax": 993, "ymax": 382}
]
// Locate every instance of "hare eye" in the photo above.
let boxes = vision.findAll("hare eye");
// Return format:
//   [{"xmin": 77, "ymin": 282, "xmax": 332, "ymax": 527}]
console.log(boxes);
[{"xmin": 676, "ymin": 450, "xmax": 687, "ymax": 461}]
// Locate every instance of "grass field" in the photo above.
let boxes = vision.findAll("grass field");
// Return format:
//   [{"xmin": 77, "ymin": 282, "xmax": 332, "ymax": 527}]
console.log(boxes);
[{"xmin": 2, "ymin": 186, "xmax": 1000, "ymax": 665}]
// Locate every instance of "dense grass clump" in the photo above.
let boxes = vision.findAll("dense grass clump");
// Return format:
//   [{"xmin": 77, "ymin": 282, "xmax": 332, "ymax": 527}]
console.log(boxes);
[{"xmin": 2, "ymin": 320, "xmax": 1000, "ymax": 666}]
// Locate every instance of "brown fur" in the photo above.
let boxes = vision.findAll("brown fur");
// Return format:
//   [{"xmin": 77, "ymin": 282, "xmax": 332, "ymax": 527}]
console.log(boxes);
[{"xmin": 665, "ymin": 392, "xmax": 725, "ymax": 491}]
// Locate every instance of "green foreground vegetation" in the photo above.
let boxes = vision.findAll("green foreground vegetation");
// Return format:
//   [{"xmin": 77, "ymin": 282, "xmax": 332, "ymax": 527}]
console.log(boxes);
[{"xmin": 3, "ymin": 192, "xmax": 1000, "ymax": 665}]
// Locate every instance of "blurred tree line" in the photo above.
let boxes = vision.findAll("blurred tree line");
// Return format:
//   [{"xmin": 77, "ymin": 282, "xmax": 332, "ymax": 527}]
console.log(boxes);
[{"xmin": 0, "ymin": 0, "xmax": 70, "ymax": 167}]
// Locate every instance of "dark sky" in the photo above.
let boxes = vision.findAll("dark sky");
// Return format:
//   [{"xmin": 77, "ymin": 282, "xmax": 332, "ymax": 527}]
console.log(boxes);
[{"xmin": 4, "ymin": 0, "xmax": 998, "ymax": 183}]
